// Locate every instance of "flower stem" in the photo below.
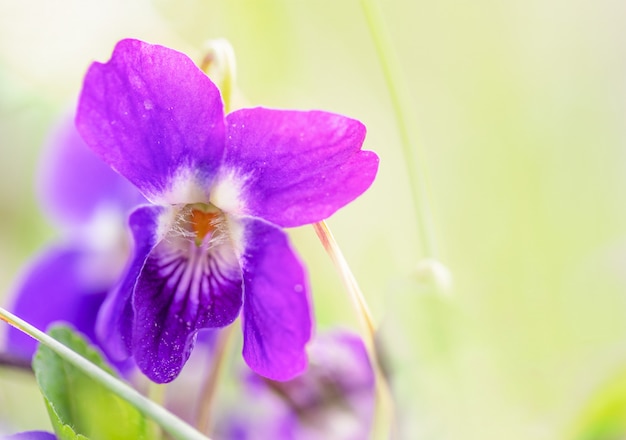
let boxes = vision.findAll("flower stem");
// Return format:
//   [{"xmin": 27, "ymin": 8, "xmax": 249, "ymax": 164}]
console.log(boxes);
[
  {"xmin": 0, "ymin": 307, "xmax": 212, "ymax": 440},
  {"xmin": 146, "ymin": 381, "xmax": 166, "ymax": 440},
  {"xmin": 313, "ymin": 221, "xmax": 394, "ymax": 439},
  {"xmin": 313, "ymin": 221, "xmax": 375, "ymax": 335},
  {"xmin": 360, "ymin": 0, "xmax": 437, "ymax": 259},
  {"xmin": 195, "ymin": 324, "xmax": 236, "ymax": 434}
]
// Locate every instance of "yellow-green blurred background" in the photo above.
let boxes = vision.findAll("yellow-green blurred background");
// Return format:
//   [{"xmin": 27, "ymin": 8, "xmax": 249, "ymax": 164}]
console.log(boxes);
[{"xmin": 2, "ymin": 1, "xmax": 626, "ymax": 439}]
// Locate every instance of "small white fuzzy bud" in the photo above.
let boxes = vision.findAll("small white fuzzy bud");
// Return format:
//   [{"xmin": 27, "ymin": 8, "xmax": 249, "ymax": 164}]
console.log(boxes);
[{"xmin": 414, "ymin": 258, "xmax": 453, "ymax": 294}]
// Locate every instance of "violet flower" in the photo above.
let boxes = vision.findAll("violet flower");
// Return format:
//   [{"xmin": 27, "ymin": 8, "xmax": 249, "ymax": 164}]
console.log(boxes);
[
  {"xmin": 219, "ymin": 331, "xmax": 375, "ymax": 440},
  {"xmin": 5, "ymin": 118, "xmax": 143, "ymax": 362},
  {"xmin": 76, "ymin": 39, "xmax": 378, "ymax": 383}
]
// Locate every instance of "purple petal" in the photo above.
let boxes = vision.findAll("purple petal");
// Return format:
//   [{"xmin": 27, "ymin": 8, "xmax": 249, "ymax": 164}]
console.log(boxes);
[
  {"xmin": 230, "ymin": 331, "xmax": 375, "ymax": 440},
  {"xmin": 76, "ymin": 39, "xmax": 225, "ymax": 204},
  {"xmin": 6, "ymin": 246, "xmax": 107, "ymax": 358},
  {"xmin": 219, "ymin": 109, "xmax": 379, "ymax": 227},
  {"xmin": 3, "ymin": 432, "xmax": 57, "ymax": 440},
  {"xmin": 239, "ymin": 218, "xmax": 312, "ymax": 380},
  {"xmin": 219, "ymin": 412, "xmax": 295, "ymax": 440},
  {"xmin": 303, "ymin": 331, "xmax": 375, "ymax": 423},
  {"xmin": 130, "ymin": 212, "xmax": 243, "ymax": 383},
  {"xmin": 315, "ymin": 332, "xmax": 375, "ymax": 395},
  {"xmin": 38, "ymin": 116, "xmax": 144, "ymax": 227},
  {"xmin": 95, "ymin": 205, "xmax": 165, "ymax": 360}
]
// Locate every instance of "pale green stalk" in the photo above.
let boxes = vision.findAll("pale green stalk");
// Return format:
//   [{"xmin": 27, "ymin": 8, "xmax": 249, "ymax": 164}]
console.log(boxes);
[
  {"xmin": 195, "ymin": 323, "xmax": 236, "ymax": 434},
  {"xmin": 360, "ymin": 0, "xmax": 438, "ymax": 259},
  {"xmin": 0, "ymin": 306, "xmax": 211, "ymax": 440},
  {"xmin": 313, "ymin": 221, "xmax": 395, "ymax": 440},
  {"xmin": 313, "ymin": 221, "xmax": 375, "ymax": 336}
]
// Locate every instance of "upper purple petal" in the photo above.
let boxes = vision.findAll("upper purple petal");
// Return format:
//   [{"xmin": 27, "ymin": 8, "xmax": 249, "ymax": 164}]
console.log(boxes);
[
  {"xmin": 95, "ymin": 204, "xmax": 165, "ymax": 360},
  {"xmin": 6, "ymin": 246, "xmax": 107, "ymax": 358},
  {"xmin": 131, "ymin": 224, "xmax": 243, "ymax": 383},
  {"xmin": 76, "ymin": 39, "xmax": 226, "ymax": 204},
  {"xmin": 239, "ymin": 218, "xmax": 312, "ymax": 380},
  {"xmin": 38, "ymin": 116, "xmax": 144, "ymax": 228},
  {"xmin": 219, "ymin": 108, "xmax": 379, "ymax": 227}
]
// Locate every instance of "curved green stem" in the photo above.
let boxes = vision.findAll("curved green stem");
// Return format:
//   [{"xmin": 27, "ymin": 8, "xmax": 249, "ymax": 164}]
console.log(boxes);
[
  {"xmin": 360, "ymin": 0, "xmax": 438, "ymax": 259},
  {"xmin": 0, "ymin": 307, "xmax": 212, "ymax": 440}
]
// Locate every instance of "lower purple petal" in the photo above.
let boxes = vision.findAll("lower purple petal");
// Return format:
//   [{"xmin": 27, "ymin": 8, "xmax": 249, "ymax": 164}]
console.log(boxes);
[
  {"xmin": 95, "ymin": 205, "xmax": 164, "ymax": 360},
  {"xmin": 6, "ymin": 246, "xmax": 107, "ymax": 358},
  {"xmin": 239, "ymin": 218, "xmax": 312, "ymax": 381},
  {"xmin": 131, "ymin": 220, "xmax": 243, "ymax": 383}
]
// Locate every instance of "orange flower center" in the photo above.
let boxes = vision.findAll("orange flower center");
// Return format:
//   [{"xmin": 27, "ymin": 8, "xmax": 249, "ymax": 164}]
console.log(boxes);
[{"xmin": 190, "ymin": 208, "xmax": 220, "ymax": 242}]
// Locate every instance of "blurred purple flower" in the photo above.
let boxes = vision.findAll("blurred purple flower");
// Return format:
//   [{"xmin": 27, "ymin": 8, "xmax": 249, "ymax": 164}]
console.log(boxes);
[
  {"xmin": 76, "ymin": 39, "xmax": 379, "ymax": 383},
  {"xmin": 218, "ymin": 331, "xmax": 375, "ymax": 440},
  {"xmin": 5, "ymin": 117, "xmax": 144, "ymax": 366},
  {"xmin": 2, "ymin": 431, "xmax": 56, "ymax": 440}
]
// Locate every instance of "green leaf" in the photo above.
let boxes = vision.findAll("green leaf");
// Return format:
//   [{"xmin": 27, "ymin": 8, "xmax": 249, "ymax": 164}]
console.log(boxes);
[
  {"xmin": 0, "ymin": 305, "xmax": 208, "ymax": 440},
  {"xmin": 33, "ymin": 325, "xmax": 151, "ymax": 440}
]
